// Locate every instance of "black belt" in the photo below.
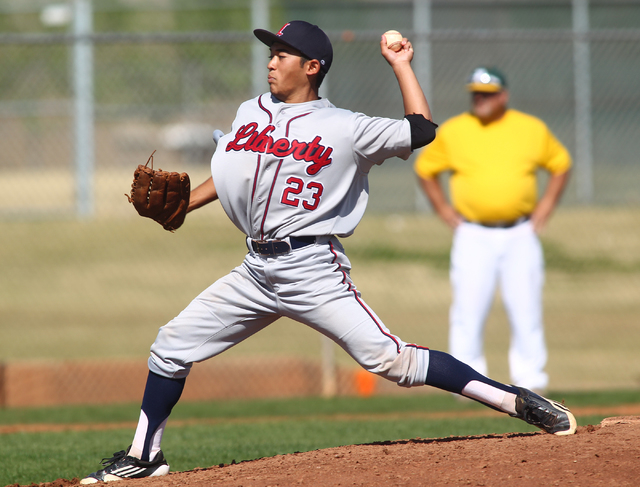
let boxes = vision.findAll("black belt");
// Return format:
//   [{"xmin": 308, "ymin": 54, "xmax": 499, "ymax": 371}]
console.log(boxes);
[
  {"xmin": 249, "ymin": 236, "xmax": 316, "ymax": 256},
  {"xmin": 466, "ymin": 215, "xmax": 530, "ymax": 229}
]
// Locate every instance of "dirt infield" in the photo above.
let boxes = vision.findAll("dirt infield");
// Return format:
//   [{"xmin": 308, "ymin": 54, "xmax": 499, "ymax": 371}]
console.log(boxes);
[{"xmin": 31, "ymin": 416, "xmax": 640, "ymax": 487}]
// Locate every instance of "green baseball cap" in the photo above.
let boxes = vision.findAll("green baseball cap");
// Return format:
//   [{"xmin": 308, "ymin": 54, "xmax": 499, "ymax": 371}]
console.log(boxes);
[{"xmin": 466, "ymin": 67, "xmax": 507, "ymax": 93}]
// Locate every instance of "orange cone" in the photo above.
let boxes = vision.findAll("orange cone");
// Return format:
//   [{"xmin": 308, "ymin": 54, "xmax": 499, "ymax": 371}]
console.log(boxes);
[{"xmin": 354, "ymin": 369, "xmax": 377, "ymax": 397}]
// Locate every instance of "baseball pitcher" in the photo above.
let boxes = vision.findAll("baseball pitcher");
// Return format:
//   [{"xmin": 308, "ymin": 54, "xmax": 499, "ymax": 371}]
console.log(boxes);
[{"xmin": 82, "ymin": 23, "xmax": 575, "ymax": 484}]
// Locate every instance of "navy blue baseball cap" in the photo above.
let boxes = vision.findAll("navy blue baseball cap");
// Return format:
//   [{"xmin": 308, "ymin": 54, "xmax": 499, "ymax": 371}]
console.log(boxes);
[{"xmin": 254, "ymin": 21, "xmax": 333, "ymax": 75}]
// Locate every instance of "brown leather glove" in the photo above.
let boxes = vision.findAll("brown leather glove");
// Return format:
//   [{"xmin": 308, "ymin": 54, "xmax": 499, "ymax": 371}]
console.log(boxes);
[{"xmin": 126, "ymin": 151, "xmax": 190, "ymax": 232}]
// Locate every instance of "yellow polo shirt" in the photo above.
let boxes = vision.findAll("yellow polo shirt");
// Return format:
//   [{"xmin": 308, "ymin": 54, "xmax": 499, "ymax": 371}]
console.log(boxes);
[{"xmin": 414, "ymin": 109, "xmax": 571, "ymax": 222}]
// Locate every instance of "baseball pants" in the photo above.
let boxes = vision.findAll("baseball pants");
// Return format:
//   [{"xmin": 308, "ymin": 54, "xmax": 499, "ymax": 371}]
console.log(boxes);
[
  {"xmin": 149, "ymin": 236, "xmax": 430, "ymax": 388},
  {"xmin": 133, "ymin": 236, "xmax": 524, "ymax": 462},
  {"xmin": 449, "ymin": 220, "xmax": 548, "ymax": 391}
]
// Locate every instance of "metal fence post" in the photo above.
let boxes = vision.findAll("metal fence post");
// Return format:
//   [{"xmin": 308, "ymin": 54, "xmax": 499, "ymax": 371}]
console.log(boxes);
[
  {"xmin": 573, "ymin": 0, "xmax": 593, "ymax": 203},
  {"xmin": 0, "ymin": 362, "xmax": 5, "ymax": 408},
  {"xmin": 251, "ymin": 0, "xmax": 269, "ymax": 98},
  {"xmin": 413, "ymin": 0, "xmax": 432, "ymax": 212},
  {"xmin": 321, "ymin": 335, "xmax": 337, "ymax": 398},
  {"xmin": 413, "ymin": 0, "xmax": 432, "ymax": 103},
  {"xmin": 73, "ymin": 0, "xmax": 94, "ymax": 218}
]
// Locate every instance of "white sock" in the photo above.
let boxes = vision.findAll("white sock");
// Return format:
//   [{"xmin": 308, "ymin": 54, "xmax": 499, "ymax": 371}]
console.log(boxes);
[
  {"xmin": 129, "ymin": 410, "xmax": 148, "ymax": 459},
  {"xmin": 129, "ymin": 411, "xmax": 166, "ymax": 462},
  {"xmin": 461, "ymin": 380, "xmax": 517, "ymax": 415}
]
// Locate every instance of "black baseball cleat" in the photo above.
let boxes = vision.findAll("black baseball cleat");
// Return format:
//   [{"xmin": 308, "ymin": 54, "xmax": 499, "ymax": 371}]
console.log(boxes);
[
  {"xmin": 511, "ymin": 387, "xmax": 577, "ymax": 435},
  {"xmin": 80, "ymin": 446, "xmax": 170, "ymax": 484}
]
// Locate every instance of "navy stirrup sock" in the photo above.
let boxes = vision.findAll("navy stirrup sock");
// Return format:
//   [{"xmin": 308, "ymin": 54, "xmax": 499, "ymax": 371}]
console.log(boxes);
[
  {"xmin": 426, "ymin": 350, "xmax": 519, "ymax": 396},
  {"xmin": 140, "ymin": 371, "xmax": 185, "ymax": 461}
]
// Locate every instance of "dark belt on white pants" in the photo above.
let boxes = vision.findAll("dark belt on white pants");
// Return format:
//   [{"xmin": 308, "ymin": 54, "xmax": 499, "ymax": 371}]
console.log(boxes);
[
  {"xmin": 465, "ymin": 215, "xmax": 530, "ymax": 229},
  {"xmin": 248, "ymin": 236, "xmax": 316, "ymax": 256}
]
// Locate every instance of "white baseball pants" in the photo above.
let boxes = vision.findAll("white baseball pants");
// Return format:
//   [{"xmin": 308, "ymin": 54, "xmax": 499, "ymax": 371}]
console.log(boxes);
[
  {"xmin": 449, "ymin": 221, "xmax": 548, "ymax": 391},
  {"xmin": 148, "ymin": 236, "xmax": 430, "ymax": 388}
]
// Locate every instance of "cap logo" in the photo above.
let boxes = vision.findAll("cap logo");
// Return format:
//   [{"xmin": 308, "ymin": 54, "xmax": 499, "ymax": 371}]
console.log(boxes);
[
  {"xmin": 470, "ymin": 68, "xmax": 495, "ymax": 85},
  {"xmin": 276, "ymin": 23, "xmax": 290, "ymax": 37}
]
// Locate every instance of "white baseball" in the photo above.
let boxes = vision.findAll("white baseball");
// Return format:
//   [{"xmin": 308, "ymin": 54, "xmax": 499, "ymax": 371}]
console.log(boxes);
[{"xmin": 384, "ymin": 30, "xmax": 403, "ymax": 52}]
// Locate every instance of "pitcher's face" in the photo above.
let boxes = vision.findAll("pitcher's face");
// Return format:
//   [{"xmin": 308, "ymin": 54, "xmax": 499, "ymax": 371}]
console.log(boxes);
[{"xmin": 267, "ymin": 43, "xmax": 311, "ymax": 103}]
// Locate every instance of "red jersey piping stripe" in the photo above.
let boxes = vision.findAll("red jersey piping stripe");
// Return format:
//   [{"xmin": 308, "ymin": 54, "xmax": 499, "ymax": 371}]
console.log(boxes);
[
  {"xmin": 257, "ymin": 111, "xmax": 311, "ymax": 239},
  {"xmin": 254, "ymin": 95, "xmax": 272, "ymax": 235},
  {"xmin": 259, "ymin": 160, "xmax": 283, "ymax": 239},
  {"xmin": 329, "ymin": 240, "xmax": 402, "ymax": 354},
  {"xmin": 286, "ymin": 112, "xmax": 311, "ymax": 130},
  {"xmin": 257, "ymin": 94, "xmax": 273, "ymax": 123},
  {"xmin": 251, "ymin": 155, "xmax": 262, "ymax": 204}
]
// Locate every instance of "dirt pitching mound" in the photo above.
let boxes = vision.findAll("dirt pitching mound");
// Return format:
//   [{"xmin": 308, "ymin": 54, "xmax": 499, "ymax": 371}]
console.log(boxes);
[{"xmin": 35, "ymin": 417, "xmax": 640, "ymax": 487}]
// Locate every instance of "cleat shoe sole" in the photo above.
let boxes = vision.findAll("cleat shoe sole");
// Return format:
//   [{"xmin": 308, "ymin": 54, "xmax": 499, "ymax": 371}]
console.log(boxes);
[{"xmin": 549, "ymin": 401, "xmax": 577, "ymax": 436}]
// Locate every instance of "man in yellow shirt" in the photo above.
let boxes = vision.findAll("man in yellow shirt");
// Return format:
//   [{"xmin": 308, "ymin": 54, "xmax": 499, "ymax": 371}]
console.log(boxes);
[{"xmin": 414, "ymin": 67, "xmax": 571, "ymax": 392}]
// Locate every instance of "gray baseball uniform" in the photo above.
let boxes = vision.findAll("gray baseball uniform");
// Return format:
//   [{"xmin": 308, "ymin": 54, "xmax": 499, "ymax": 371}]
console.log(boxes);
[
  {"xmin": 149, "ymin": 93, "xmax": 429, "ymax": 387},
  {"xmin": 80, "ymin": 21, "xmax": 576, "ymax": 485}
]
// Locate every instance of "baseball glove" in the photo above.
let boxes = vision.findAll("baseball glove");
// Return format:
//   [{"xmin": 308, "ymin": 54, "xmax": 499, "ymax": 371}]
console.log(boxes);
[{"xmin": 126, "ymin": 151, "xmax": 191, "ymax": 232}]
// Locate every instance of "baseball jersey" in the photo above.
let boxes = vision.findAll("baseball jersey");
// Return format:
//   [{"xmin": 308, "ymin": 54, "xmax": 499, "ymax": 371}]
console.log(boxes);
[
  {"xmin": 414, "ymin": 109, "xmax": 571, "ymax": 222},
  {"xmin": 212, "ymin": 93, "xmax": 413, "ymax": 239}
]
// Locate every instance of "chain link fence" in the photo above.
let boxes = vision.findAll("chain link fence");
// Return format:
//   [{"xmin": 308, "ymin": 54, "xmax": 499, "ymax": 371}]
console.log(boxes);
[{"xmin": 1, "ymin": 0, "xmax": 639, "ymax": 406}]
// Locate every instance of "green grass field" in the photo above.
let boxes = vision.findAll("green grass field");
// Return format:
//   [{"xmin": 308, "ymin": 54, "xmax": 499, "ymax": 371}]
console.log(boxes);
[
  {"xmin": 2, "ymin": 390, "xmax": 640, "ymax": 486},
  {"xmin": 1, "ymin": 170, "xmax": 640, "ymax": 485},
  {"xmin": 2, "ymin": 194, "xmax": 639, "ymax": 391}
]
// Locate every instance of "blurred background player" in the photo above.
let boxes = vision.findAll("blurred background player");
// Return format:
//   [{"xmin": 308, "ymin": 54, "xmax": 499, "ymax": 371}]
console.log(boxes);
[{"xmin": 414, "ymin": 67, "xmax": 572, "ymax": 393}]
